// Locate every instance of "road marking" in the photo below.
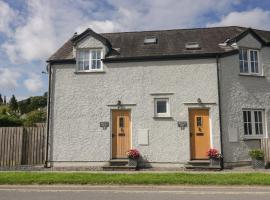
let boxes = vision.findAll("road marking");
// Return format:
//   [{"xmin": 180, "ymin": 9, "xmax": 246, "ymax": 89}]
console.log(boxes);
[{"xmin": 0, "ymin": 188, "xmax": 270, "ymax": 195}]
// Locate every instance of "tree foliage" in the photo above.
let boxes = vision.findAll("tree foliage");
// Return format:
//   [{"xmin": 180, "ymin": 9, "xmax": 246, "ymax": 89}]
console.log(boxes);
[
  {"xmin": 18, "ymin": 95, "xmax": 47, "ymax": 114},
  {"xmin": 0, "ymin": 114, "xmax": 23, "ymax": 127},
  {"xmin": 9, "ymin": 95, "xmax": 18, "ymax": 111},
  {"xmin": 0, "ymin": 94, "xmax": 3, "ymax": 105},
  {"xmin": 23, "ymin": 110, "xmax": 47, "ymax": 127}
]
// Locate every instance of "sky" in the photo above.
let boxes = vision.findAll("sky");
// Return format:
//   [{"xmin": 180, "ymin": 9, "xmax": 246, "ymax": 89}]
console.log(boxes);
[{"xmin": 1, "ymin": 0, "xmax": 270, "ymax": 101}]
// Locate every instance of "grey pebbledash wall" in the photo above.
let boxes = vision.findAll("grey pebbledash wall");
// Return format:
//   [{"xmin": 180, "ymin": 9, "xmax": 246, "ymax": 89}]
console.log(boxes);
[
  {"xmin": 219, "ymin": 33, "xmax": 270, "ymax": 165},
  {"xmin": 49, "ymin": 36, "xmax": 221, "ymax": 167}
]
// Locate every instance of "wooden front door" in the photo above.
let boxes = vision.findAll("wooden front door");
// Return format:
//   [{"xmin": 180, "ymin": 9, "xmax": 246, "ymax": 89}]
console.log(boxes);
[
  {"xmin": 112, "ymin": 110, "xmax": 131, "ymax": 158},
  {"xmin": 189, "ymin": 109, "xmax": 210, "ymax": 160}
]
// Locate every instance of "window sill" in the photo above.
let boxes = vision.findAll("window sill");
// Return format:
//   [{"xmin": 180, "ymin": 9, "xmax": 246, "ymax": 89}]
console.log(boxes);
[
  {"xmin": 75, "ymin": 70, "xmax": 105, "ymax": 74},
  {"xmin": 242, "ymin": 136, "xmax": 263, "ymax": 141},
  {"xmin": 239, "ymin": 73, "xmax": 265, "ymax": 78},
  {"xmin": 153, "ymin": 116, "xmax": 173, "ymax": 120}
]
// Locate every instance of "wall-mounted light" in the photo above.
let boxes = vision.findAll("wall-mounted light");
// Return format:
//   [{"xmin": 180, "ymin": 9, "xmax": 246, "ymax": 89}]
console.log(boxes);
[
  {"xmin": 197, "ymin": 98, "xmax": 202, "ymax": 104},
  {"xmin": 117, "ymin": 100, "xmax": 122, "ymax": 109}
]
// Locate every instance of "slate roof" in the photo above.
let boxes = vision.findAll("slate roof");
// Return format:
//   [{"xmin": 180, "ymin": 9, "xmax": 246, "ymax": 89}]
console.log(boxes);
[{"xmin": 47, "ymin": 26, "xmax": 270, "ymax": 63}]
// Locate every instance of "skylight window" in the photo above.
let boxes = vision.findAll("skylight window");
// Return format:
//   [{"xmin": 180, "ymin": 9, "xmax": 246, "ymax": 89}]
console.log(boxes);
[
  {"xmin": 144, "ymin": 37, "xmax": 157, "ymax": 44},
  {"xmin": 185, "ymin": 42, "xmax": 200, "ymax": 50}
]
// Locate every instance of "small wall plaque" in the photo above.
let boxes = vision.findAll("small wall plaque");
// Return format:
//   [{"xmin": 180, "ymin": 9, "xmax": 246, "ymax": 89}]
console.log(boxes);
[
  {"xmin": 100, "ymin": 121, "xmax": 109, "ymax": 130},
  {"xmin": 178, "ymin": 121, "xmax": 188, "ymax": 130}
]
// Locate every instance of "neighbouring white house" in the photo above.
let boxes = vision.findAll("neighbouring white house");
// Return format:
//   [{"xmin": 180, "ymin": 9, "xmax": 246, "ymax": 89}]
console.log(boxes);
[{"xmin": 46, "ymin": 26, "xmax": 270, "ymax": 169}]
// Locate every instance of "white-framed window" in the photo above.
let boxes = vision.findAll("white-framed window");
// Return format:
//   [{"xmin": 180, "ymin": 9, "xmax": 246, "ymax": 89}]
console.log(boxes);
[
  {"xmin": 77, "ymin": 49, "xmax": 103, "ymax": 71},
  {"xmin": 154, "ymin": 98, "xmax": 170, "ymax": 117},
  {"xmin": 243, "ymin": 109, "xmax": 265, "ymax": 137},
  {"xmin": 239, "ymin": 49, "xmax": 260, "ymax": 75}
]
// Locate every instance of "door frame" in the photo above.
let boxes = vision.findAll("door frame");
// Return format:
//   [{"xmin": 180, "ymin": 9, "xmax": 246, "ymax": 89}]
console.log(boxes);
[
  {"xmin": 110, "ymin": 109, "xmax": 132, "ymax": 159},
  {"xmin": 188, "ymin": 107, "xmax": 213, "ymax": 160}
]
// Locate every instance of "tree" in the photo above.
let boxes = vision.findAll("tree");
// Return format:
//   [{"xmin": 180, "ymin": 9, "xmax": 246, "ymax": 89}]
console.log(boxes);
[
  {"xmin": 3, "ymin": 96, "xmax": 6, "ymax": 104},
  {"xmin": 0, "ymin": 94, "xmax": 3, "ymax": 105},
  {"xmin": 9, "ymin": 95, "xmax": 18, "ymax": 111}
]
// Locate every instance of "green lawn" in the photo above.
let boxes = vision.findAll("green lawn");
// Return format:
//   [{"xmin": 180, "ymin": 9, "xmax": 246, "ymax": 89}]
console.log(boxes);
[{"xmin": 0, "ymin": 172, "xmax": 270, "ymax": 185}]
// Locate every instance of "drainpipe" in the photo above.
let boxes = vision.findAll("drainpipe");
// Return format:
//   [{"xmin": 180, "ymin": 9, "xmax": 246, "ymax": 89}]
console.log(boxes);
[
  {"xmin": 216, "ymin": 55, "xmax": 224, "ymax": 169},
  {"xmin": 45, "ymin": 63, "xmax": 52, "ymax": 168}
]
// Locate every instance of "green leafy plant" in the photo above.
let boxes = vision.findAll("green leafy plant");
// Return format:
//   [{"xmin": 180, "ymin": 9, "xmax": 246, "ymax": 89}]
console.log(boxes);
[
  {"xmin": 249, "ymin": 149, "xmax": 264, "ymax": 160},
  {"xmin": 23, "ymin": 110, "xmax": 46, "ymax": 126},
  {"xmin": 0, "ymin": 114, "xmax": 23, "ymax": 127}
]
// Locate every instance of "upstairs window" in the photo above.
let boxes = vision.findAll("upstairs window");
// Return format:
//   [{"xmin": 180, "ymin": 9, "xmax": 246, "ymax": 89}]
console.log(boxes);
[
  {"xmin": 243, "ymin": 110, "xmax": 264, "ymax": 137},
  {"xmin": 239, "ymin": 49, "xmax": 260, "ymax": 75},
  {"xmin": 77, "ymin": 49, "xmax": 102, "ymax": 71}
]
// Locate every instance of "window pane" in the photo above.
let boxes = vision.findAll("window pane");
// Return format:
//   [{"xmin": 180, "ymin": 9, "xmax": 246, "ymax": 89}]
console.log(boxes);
[
  {"xmin": 91, "ymin": 60, "xmax": 97, "ymax": 69},
  {"xmin": 119, "ymin": 117, "xmax": 124, "ymax": 128},
  {"xmin": 84, "ymin": 61, "xmax": 89, "ymax": 70},
  {"xmin": 197, "ymin": 117, "xmax": 202, "ymax": 127},
  {"xmin": 243, "ymin": 49, "xmax": 248, "ymax": 60},
  {"xmin": 250, "ymin": 50, "xmax": 259, "ymax": 73},
  {"xmin": 243, "ymin": 111, "xmax": 252, "ymax": 135},
  {"xmin": 250, "ymin": 51, "xmax": 254, "ymax": 61},
  {"xmin": 254, "ymin": 111, "xmax": 263, "ymax": 135},
  {"xmin": 239, "ymin": 49, "xmax": 249, "ymax": 73},
  {"xmin": 97, "ymin": 51, "xmax": 101, "ymax": 59},
  {"xmin": 79, "ymin": 51, "xmax": 84, "ymax": 59},
  {"xmin": 248, "ymin": 123, "xmax": 252, "ymax": 135},
  {"xmin": 156, "ymin": 101, "xmax": 167, "ymax": 113},
  {"xmin": 91, "ymin": 51, "xmax": 97, "ymax": 59},
  {"xmin": 78, "ymin": 61, "xmax": 84, "ymax": 70},
  {"xmin": 239, "ymin": 49, "xmax": 243, "ymax": 60},
  {"xmin": 96, "ymin": 60, "xmax": 101, "ymax": 69},
  {"xmin": 244, "ymin": 61, "xmax": 249, "ymax": 73},
  {"xmin": 240, "ymin": 61, "xmax": 244, "ymax": 73}
]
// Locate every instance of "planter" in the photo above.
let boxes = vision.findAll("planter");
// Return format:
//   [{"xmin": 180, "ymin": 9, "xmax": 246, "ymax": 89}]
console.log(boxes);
[
  {"xmin": 128, "ymin": 158, "xmax": 138, "ymax": 167},
  {"xmin": 210, "ymin": 158, "xmax": 221, "ymax": 167},
  {"xmin": 252, "ymin": 158, "xmax": 265, "ymax": 169}
]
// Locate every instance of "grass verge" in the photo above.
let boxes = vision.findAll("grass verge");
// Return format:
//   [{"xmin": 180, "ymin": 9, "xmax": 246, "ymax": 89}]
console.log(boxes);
[{"xmin": 0, "ymin": 172, "xmax": 270, "ymax": 185}]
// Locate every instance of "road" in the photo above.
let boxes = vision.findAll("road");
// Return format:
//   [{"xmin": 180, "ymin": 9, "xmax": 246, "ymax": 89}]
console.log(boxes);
[{"xmin": 0, "ymin": 185, "xmax": 270, "ymax": 200}]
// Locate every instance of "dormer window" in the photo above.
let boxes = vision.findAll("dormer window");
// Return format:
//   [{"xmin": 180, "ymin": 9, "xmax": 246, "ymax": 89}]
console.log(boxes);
[
  {"xmin": 77, "ymin": 49, "xmax": 103, "ymax": 72},
  {"xmin": 239, "ymin": 48, "xmax": 260, "ymax": 75}
]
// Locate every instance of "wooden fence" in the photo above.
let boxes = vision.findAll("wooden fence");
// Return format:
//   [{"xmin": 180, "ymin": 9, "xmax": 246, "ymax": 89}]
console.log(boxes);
[
  {"xmin": 261, "ymin": 138, "xmax": 270, "ymax": 163},
  {"xmin": 0, "ymin": 125, "xmax": 46, "ymax": 167}
]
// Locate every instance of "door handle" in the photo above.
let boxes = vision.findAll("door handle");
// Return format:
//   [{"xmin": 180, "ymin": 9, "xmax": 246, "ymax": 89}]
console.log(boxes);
[{"xmin": 118, "ymin": 133, "xmax": 125, "ymax": 136}]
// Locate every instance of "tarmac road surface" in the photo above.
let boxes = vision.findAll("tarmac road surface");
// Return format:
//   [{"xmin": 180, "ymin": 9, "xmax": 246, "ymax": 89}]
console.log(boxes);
[{"xmin": 0, "ymin": 185, "xmax": 270, "ymax": 200}]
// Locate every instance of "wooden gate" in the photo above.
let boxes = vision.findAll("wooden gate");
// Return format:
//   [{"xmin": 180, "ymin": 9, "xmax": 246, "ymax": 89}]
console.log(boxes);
[
  {"xmin": 261, "ymin": 138, "xmax": 270, "ymax": 163},
  {"xmin": 0, "ymin": 126, "xmax": 46, "ymax": 167}
]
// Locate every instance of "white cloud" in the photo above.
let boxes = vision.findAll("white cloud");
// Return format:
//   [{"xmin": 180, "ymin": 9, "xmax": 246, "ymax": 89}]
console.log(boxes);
[
  {"xmin": 1, "ymin": 0, "xmax": 239, "ymax": 63},
  {"xmin": 0, "ymin": 68, "xmax": 21, "ymax": 90},
  {"xmin": 0, "ymin": 0, "xmax": 17, "ymax": 34},
  {"xmin": 23, "ymin": 73, "xmax": 44, "ymax": 92},
  {"xmin": 208, "ymin": 8, "xmax": 270, "ymax": 30}
]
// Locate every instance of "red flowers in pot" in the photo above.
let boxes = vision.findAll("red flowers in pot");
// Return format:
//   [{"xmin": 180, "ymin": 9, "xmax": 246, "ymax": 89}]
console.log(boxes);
[
  {"xmin": 207, "ymin": 148, "xmax": 222, "ymax": 159},
  {"xmin": 126, "ymin": 149, "xmax": 140, "ymax": 159}
]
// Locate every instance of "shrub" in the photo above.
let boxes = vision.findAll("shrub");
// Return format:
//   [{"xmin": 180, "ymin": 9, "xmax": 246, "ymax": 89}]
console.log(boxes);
[
  {"xmin": 0, "ymin": 114, "xmax": 23, "ymax": 127},
  {"xmin": 23, "ymin": 110, "xmax": 46, "ymax": 126},
  {"xmin": 249, "ymin": 149, "xmax": 264, "ymax": 160},
  {"xmin": 0, "ymin": 105, "xmax": 10, "ymax": 115}
]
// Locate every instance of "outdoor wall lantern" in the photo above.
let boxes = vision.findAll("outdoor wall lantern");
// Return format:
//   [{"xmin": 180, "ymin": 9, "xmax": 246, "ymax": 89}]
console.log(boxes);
[
  {"xmin": 197, "ymin": 98, "xmax": 202, "ymax": 104},
  {"xmin": 117, "ymin": 100, "xmax": 122, "ymax": 109}
]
